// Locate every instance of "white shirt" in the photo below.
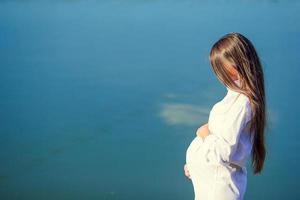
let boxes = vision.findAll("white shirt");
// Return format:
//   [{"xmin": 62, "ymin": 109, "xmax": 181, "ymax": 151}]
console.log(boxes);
[{"xmin": 186, "ymin": 79, "xmax": 253, "ymax": 200}]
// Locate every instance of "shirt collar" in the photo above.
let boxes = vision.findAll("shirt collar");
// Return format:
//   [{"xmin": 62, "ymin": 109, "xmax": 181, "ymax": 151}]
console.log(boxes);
[{"xmin": 226, "ymin": 79, "xmax": 241, "ymax": 94}]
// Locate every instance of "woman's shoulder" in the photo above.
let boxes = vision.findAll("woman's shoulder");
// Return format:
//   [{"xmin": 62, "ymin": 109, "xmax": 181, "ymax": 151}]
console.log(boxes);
[
  {"xmin": 229, "ymin": 93, "xmax": 251, "ymax": 114},
  {"xmin": 211, "ymin": 91, "xmax": 251, "ymax": 115},
  {"xmin": 238, "ymin": 93, "xmax": 250, "ymax": 107},
  {"xmin": 235, "ymin": 93, "xmax": 252, "ymax": 122}
]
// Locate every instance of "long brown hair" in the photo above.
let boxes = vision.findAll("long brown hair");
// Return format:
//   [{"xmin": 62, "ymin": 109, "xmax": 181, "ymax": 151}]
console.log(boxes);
[{"xmin": 209, "ymin": 32, "xmax": 267, "ymax": 174}]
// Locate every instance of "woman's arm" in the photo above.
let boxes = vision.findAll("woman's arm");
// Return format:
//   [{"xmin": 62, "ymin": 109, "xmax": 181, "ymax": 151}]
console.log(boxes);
[{"xmin": 199, "ymin": 101, "xmax": 251, "ymax": 166}]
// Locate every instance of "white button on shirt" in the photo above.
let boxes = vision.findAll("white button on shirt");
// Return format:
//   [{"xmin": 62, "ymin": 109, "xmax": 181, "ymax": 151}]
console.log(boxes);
[{"xmin": 186, "ymin": 79, "xmax": 253, "ymax": 200}]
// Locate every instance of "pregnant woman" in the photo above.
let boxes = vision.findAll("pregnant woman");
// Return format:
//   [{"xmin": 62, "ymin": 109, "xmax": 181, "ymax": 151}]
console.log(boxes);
[{"xmin": 184, "ymin": 32, "xmax": 267, "ymax": 200}]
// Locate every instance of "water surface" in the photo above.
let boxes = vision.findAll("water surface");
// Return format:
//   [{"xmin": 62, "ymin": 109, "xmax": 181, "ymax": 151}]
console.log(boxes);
[{"xmin": 0, "ymin": 0, "xmax": 299, "ymax": 199}]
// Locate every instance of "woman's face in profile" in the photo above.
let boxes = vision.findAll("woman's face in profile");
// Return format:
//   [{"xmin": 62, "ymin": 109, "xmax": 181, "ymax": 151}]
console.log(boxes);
[{"xmin": 223, "ymin": 61, "xmax": 239, "ymax": 80}]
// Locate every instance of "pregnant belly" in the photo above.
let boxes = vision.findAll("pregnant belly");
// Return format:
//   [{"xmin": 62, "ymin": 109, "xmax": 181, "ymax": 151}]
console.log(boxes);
[
  {"xmin": 186, "ymin": 136, "xmax": 217, "ymax": 199},
  {"xmin": 186, "ymin": 136, "xmax": 204, "ymax": 167},
  {"xmin": 186, "ymin": 136, "xmax": 217, "ymax": 179}
]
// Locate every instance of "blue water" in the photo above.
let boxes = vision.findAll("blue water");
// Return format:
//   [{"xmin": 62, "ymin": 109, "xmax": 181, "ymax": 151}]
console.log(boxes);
[{"xmin": 0, "ymin": 0, "xmax": 299, "ymax": 199}]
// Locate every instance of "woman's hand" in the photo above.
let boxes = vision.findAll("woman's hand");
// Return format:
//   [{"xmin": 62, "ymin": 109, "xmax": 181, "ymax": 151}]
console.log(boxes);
[
  {"xmin": 196, "ymin": 123, "xmax": 210, "ymax": 140},
  {"xmin": 184, "ymin": 163, "xmax": 191, "ymax": 179}
]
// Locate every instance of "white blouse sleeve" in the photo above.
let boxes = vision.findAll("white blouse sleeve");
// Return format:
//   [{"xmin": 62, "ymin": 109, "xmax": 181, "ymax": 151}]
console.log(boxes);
[{"xmin": 201, "ymin": 100, "xmax": 251, "ymax": 166}]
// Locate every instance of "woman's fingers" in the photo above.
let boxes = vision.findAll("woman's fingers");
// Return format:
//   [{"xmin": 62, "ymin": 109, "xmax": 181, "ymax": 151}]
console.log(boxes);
[
  {"xmin": 196, "ymin": 123, "xmax": 209, "ymax": 136},
  {"xmin": 184, "ymin": 164, "xmax": 191, "ymax": 179}
]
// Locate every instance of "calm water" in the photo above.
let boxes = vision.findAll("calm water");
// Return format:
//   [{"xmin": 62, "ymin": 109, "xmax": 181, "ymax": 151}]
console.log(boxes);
[{"xmin": 0, "ymin": 0, "xmax": 299, "ymax": 199}]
